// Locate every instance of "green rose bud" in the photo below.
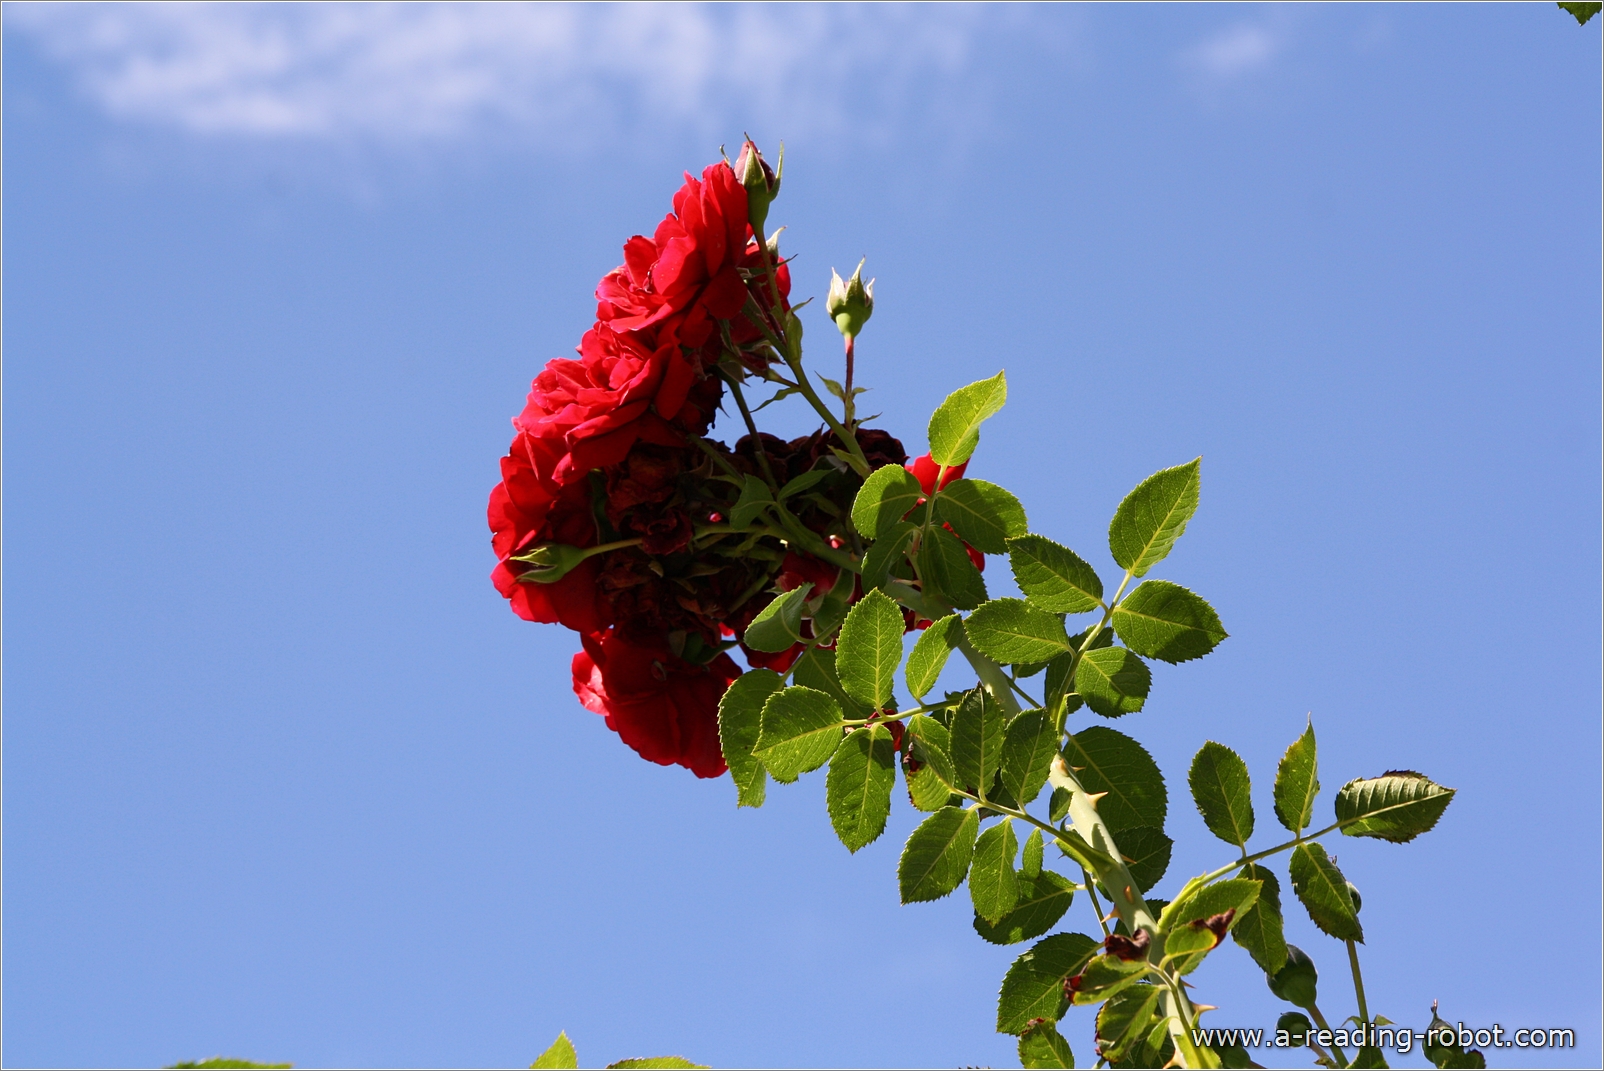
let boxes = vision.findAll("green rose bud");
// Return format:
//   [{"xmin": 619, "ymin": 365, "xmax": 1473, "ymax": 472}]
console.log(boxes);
[
  {"xmin": 826, "ymin": 259, "xmax": 874, "ymax": 340},
  {"xmin": 1277, "ymin": 1011, "xmax": 1314, "ymax": 1046},
  {"xmin": 734, "ymin": 138, "xmax": 781, "ymax": 232},
  {"xmin": 1267, "ymin": 944, "xmax": 1319, "ymax": 1009},
  {"xmin": 509, "ymin": 542, "xmax": 589, "ymax": 584}
]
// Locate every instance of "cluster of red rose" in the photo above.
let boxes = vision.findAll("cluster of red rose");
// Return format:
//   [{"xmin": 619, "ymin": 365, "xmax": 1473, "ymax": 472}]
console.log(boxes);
[{"xmin": 488, "ymin": 149, "xmax": 970, "ymax": 779}]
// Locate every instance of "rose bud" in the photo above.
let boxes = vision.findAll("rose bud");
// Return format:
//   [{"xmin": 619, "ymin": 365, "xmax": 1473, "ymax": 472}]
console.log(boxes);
[
  {"xmin": 735, "ymin": 138, "xmax": 782, "ymax": 231},
  {"xmin": 509, "ymin": 541, "xmax": 589, "ymax": 584},
  {"xmin": 827, "ymin": 259, "xmax": 874, "ymax": 340}
]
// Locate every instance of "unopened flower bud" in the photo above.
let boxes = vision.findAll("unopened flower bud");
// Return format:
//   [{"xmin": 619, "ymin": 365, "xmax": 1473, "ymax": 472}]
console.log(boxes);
[
  {"xmin": 735, "ymin": 138, "xmax": 782, "ymax": 232},
  {"xmin": 509, "ymin": 542, "xmax": 588, "ymax": 584},
  {"xmin": 827, "ymin": 259, "xmax": 874, "ymax": 340},
  {"xmin": 1267, "ymin": 944, "xmax": 1319, "ymax": 1009}
]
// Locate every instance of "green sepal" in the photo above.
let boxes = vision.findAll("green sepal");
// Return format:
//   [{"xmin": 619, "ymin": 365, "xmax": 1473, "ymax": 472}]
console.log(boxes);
[
  {"xmin": 1188, "ymin": 741, "xmax": 1255, "ymax": 847},
  {"xmin": 851, "ymin": 462, "xmax": 924, "ymax": 539},
  {"xmin": 532, "ymin": 1031, "xmax": 578, "ymax": 1069},
  {"xmin": 973, "ymin": 868, "xmax": 1075, "ymax": 945},
  {"xmin": 898, "ymin": 805, "xmax": 980, "ymax": 903},
  {"xmin": 753, "ymin": 685, "xmax": 843, "ymax": 782},
  {"xmin": 716, "ymin": 669, "xmax": 783, "ymax": 808},
  {"xmin": 1000, "ymin": 708, "xmax": 1058, "ymax": 807},
  {"xmin": 1231, "ymin": 863, "xmax": 1288, "ymax": 974},
  {"xmin": 1289, "ymin": 842, "xmax": 1363, "ymax": 942},
  {"xmin": 825, "ymin": 725, "xmax": 896, "ymax": 852},
  {"xmin": 950, "ymin": 687, "xmax": 1006, "ymax": 797},
  {"xmin": 927, "ymin": 370, "xmax": 1007, "ymax": 467},
  {"xmin": 743, "ymin": 583, "xmax": 813, "ymax": 653},
  {"xmin": 1107, "ymin": 458, "xmax": 1201, "ymax": 578},
  {"xmin": 1273, "ymin": 720, "xmax": 1319, "ymax": 833},
  {"xmin": 1111, "ymin": 580, "xmax": 1227, "ymax": 664},
  {"xmin": 934, "ymin": 478, "xmax": 1028, "ymax": 553},
  {"xmin": 1113, "ymin": 824, "xmax": 1172, "ymax": 894},
  {"xmin": 729, "ymin": 474, "xmax": 775, "ymax": 530},
  {"xmin": 835, "ymin": 588, "xmax": 905, "ymax": 709},
  {"xmin": 905, "ymin": 613, "xmax": 962, "ymax": 699},
  {"xmin": 1335, "ymin": 771, "xmax": 1455, "ymax": 843},
  {"xmin": 1061, "ymin": 726, "xmax": 1168, "ymax": 834},
  {"xmin": 861, "ymin": 520, "xmax": 917, "ymax": 592},
  {"xmin": 964, "ymin": 598, "xmax": 1073, "ymax": 665},
  {"xmin": 1072, "ymin": 646, "xmax": 1151, "ymax": 718},
  {"xmin": 1018, "ymin": 1018, "xmax": 1075, "ymax": 1069},
  {"xmin": 1007, "ymin": 534, "xmax": 1104, "ymax": 614},
  {"xmin": 919, "ymin": 524, "xmax": 988, "ymax": 609},
  {"xmin": 996, "ymin": 931, "xmax": 1099, "ymax": 1034},
  {"xmin": 1094, "ymin": 983, "xmax": 1166, "ymax": 1064}
]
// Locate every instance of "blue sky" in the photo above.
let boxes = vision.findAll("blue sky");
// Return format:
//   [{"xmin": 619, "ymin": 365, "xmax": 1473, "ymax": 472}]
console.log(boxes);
[{"xmin": 3, "ymin": 3, "xmax": 1599, "ymax": 1068}]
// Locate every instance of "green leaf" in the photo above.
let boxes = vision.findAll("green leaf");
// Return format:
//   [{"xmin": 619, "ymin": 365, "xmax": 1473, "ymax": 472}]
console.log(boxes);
[
  {"xmin": 934, "ymin": 478, "xmax": 1028, "ymax": 554},
  {"xmin": 950, "ymin": 688, "xmax": 1006, "ymax": 797},
  {"xmin": 964, "ymin": 598, "xmax": 1072, "ymax": 665},
  {"xmin": 605, "ymin": 1060, "xmax": 707, "ymax": 1070},
  {"xmin": 1273, "ymin": 721, "xmax": 1319, "ymax": 833},
  {"xmin": 1066, "ymin": 952, "xmax": 1148, "ymax": 1004},
  {"xmin": 1007, "ymin": 534, "xmax": 1104, "ymax": 614},
  {"xmin": 776, "ymin": 467, "xmax": 829, "ymax": 500},
  {"xmin": 851, "ymin": 463, "xmax": 925, "ymax": 539},
  {"xmin": 1107, "ymin": 458, "xmax": 1201, "ymax": 578},
  {"xmin": 1188, "ymin": 741, "xmax": 1254, "ymax": 847},
  {"xmin": 1114, "ymin": 824, "xmax": 1173, "ymax": 894},
  {"xmin": 1350, "ymin": 1046, "xmax": 1391, "ymax": 1069},
  {"xmin": 918, "ymin": 524, "xmax": 988, "ymax": 610},
  {"xmin": 898, "ymin": 805, "xmax": 980, "ymax": 903},
  {"xmin": 1162, "ymin": 876, "xmax": 1262, "ymax": 932},
  {"xmin": 1335, "ymin": 772, "xmax": 1455, "ymax": 843},
  {"xmin": 927, "ymin": 370, "xmax": 1007, "ymax": 466},
  {"xmin": 1426, "ymin": 1004, "xmax": 1489, "ymax": 1068},
  {"xmin": 1061, "ymin": 726, "xmax": 1167, "ymax": 834},
  {"xmin": 906, "ymin": 713, "xmax": 958, "ymax": 788},
  {"xmin": 835, "ymin": 589, "xmax": 905, "ymax": 709},
  {"xmin": 905, "ymin": 614, "xmax": 962, "ymax": 698},
  {"xmin": 729, "ymin": 474, "xmax": 775, "ymax": 530},
  {"xmin": 809, "ymin": 564, "xmax": 858, "ymax": 643},
  {"xmin": 1000, "ymin": 709, "xmax": 1058, "ymax": 807},
  {"xmin": 1559, "ymin": 2, "xmax": 1601, "ymax": 27},
  {"xmin": 903, "ymin": 754, "xmax": 953, "ymax": 811},
  {"xmin": 1021, "ymin": 828, "xmax": 1044, "ymax": 878},
  {"xmin": 167, "ymin": 1062, "xmax": 292, "ymax": 1070},
  {"xmin": 1072, "ymin": 646, "xmax": 1151, "ymax": 718},
  {"xmin": 716, "ymin": 669, "xmax": 782, "ymax": 808},
  {"xmin": 793, "ymin": 645, "xmax": 872, "ymax": 719},
  {"xmin": 743, "ymin": 584, "xmax": 813, "ymax": 653},
  {"xmin": 996, "ymin": 932, "xmax": 1100, "ymax": 1034},
  {"xmin": 1019, "ymin": 1018, "xmax": 1076, "ymax": 1069},
  {"xmin": 1111, "ymin": 581, "xmax": 1227, "ymax": 664},
  {"xmin": 974, "ymin": 868, "xmax": 1075, "ymax": 945},
  {"xmin": 532, "ymin": 1031, "xmax": 579, "ymax": 1070},
  {"xmin": 970, "ymin": 818, "xmax": 1020, "ymax": 923},
  {"xmin": 1095, "ymin": 983, "xmax": 1166, "ymax": 1064},
  {"xmin": 1289, "ymin": 843, "xmax": 1363, "ymax": 942},
  {"xmin": 1231, "ymin": 863, "xmax": 1288, "ymax": 974},
  {"xmin": 753, "ymin": 686, "xmax": 843, "ymax": 782},
  {"xmin": 825, "ymin": 725, "xmax": 897, "ymax": 852},
  {"xmin": 861, "ymin": 520, "xmax": 917, "ymax": 592}
]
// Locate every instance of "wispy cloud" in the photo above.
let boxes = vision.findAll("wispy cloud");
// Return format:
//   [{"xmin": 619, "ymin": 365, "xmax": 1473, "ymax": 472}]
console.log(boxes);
[
  {"xmin": 8, "ymin": 2, "xmax": 998, "ymax": 146},
  {"xmin": 1188, "ymin": 21, "xmax": 1283, "ymax": 79}
]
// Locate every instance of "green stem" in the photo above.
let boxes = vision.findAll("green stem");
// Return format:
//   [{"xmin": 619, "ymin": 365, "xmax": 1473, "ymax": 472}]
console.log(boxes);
[
  {"xmin": 1346, "ymin": 939, "xmax": 1370, "ymax": 1026},
  {"xmin": 1198, "ymin": 820, "xmax": 1345, "ymax": 885},
  {"xmin": 782, "ymin": 356, "xmax": 873, "ymax": 476},
  {"xmin": 1080, "ymin": 866, "xmax": 1113, "ymax": 938},
  {"xmin": 841, "ymin": 699, "xmax": 958, "ymax": 728},
  {"xmin": 723, "ymin": 375, "xmax": 779, "ymax": 490},
  {"xmin": 1308, "ymin": 1005, "xmax": 1350, "ymax": 1068}
]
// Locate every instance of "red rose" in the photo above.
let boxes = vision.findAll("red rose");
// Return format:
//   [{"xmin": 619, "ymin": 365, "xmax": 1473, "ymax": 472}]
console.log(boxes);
[
  {"xmin": 487, "ymin": 432, "xmax": 612, "ymax": 633},
  {"xmin": 514, "ymin": 322, "xmax": 708, "ymax": 487},
  {"xmin": 571, "ymin": 628, "xmax": 739, "ymax": 778},
  {"xmin": 595, "ymin": 162, "xmax": 752, "ymax": 351},
  {"xmin": 906, "ymin": 454, "xmax": 984, "ymax": 571}
]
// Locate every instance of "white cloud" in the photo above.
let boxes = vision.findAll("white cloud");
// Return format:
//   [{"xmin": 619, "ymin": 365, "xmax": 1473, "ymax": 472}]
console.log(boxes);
[
  {"xmin": 1184, "ymin": 19, "xmax": 1287, "ymax": 81},
  {"xmin": 7, "ymin": 1, "xmax": 995, "ymax": 144}
]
